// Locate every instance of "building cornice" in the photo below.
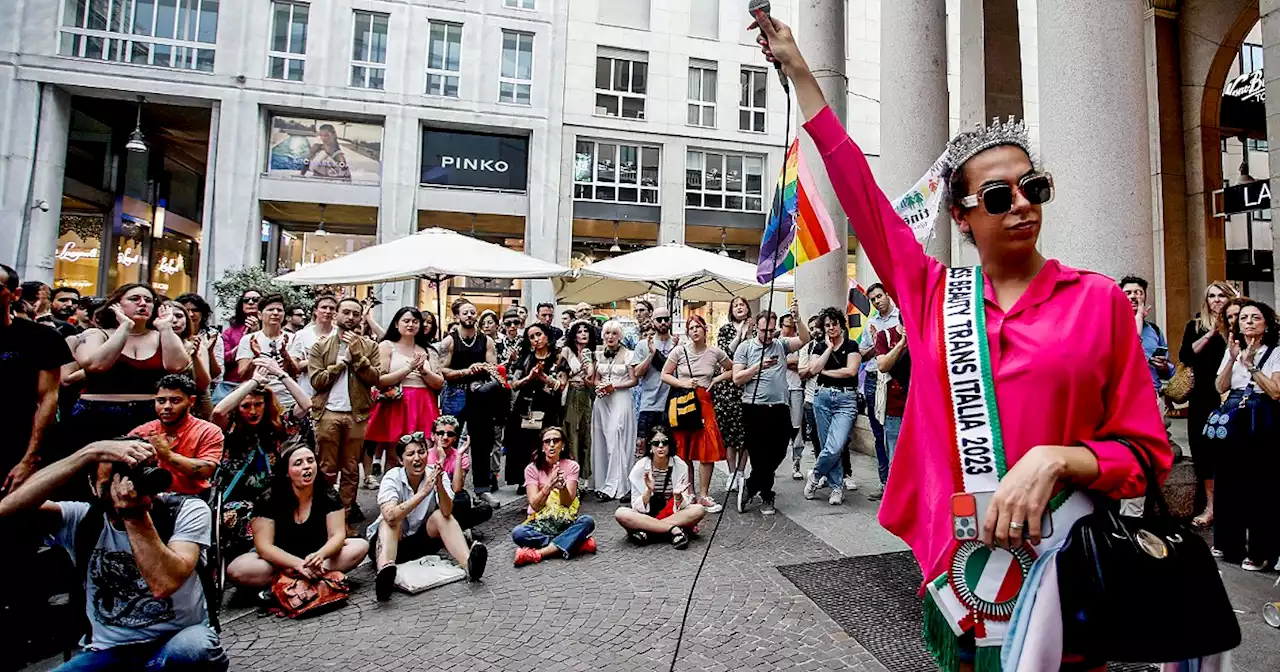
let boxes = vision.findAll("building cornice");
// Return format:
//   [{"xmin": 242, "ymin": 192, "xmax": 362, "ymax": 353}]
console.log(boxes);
[{"xmin": 1147, "ymin": 0, "xmax": 1179, "ymax": 20}]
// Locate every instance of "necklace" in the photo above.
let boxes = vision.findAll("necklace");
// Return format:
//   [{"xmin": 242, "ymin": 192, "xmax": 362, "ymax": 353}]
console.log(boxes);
[{"xmin": 457, "ymin": 330, "xmax": 478, "ymax": 349}]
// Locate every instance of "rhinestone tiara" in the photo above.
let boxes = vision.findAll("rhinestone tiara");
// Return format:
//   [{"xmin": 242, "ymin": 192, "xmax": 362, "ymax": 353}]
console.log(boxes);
[{"xmin": 946, "ymin": 116, "xmax": 1032, "ymax": 169}]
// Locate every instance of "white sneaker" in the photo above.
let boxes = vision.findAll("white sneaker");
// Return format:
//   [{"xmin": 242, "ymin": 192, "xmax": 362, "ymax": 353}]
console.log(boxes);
[
  {"xmin": 817, "ymin": 476, "xmax": 828, "ymax": 488},
  {"xmin": 698, "ymin": 496, "xmax": 723, "ymax": 514},
  {"xmin": 803, "ymin": 473, "xmax": 820, "ymax": 500},
  {"xmin": 362, "ymin": 475, "xmax": 378, "ymax": 490},
  {"xmin": 791, "ymin": 460, "xmax": 803, "ymax": 480},
  {"xmin": 478, "ymin": 491, "xmax": 501, "ymax": 509},
  {"xmin": 844, "ymin": 477, "xmax": 858, "ymax": 492},
  {"xmin": 726, "ymin": 474, "xmax": 739, "ymax": 493},
  {"xmin": 829, "ymin": 489, "xmax": 844, "ymax": 505}
]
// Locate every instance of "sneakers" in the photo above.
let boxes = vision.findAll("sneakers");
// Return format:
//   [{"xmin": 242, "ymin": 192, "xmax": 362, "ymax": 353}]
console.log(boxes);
[
  {"xmin": 736, "ymin": 481, "xmax": 756, "ymax": 513},
  {"xmin": 576, "ymin": 537, "xmax": 597, "ymax": 555},
  {"xmin": 792, "ymin": 460, "xmax": 803, "ymax": 480},
  {"xmin": 370, "ymin": 462, "xmax": 383, "ymax": 478},
  {"xmin": 697, "ymin": 495, "xmax": 723, "ymax": 514},
  {"xmin": 467, "ymin": 542, "xmax": 489, "ymax": 581},
  {"xmin": 1241, "ymin": 559, "xmax": 1270, "ymax": 572},
  {"xmin": 1210, "ymin": 547, "xmax": 1225, "ymax": 559},
  {"xmin": 829, "ymin": 489, "xmax": 844, "ymax": 506},
  {"xmin": 514, "ymin": 547, "xmax": 542, "ymax": 567},
  {"xmin": 817, "ymin": 476, "xmax": 828, "ymax": 488},
  {"xmin": 375, "ymin": 565, "xmax": 397, "ymax": 601},
  {"xmin": 478, "ymin": 491, "xmax": 501, "ymax": 509},
  {"xmin": 362, "ymin": 475, "xmax": 378, "ymax": 490},
  {"xmin": 803, "ymin": 473, "xmax": 820, "ymax": 500},
  {"xmin": 866, "ymin": 488, "xmax": 884, "ymax": 502},
  {"xmin": 844, "ymin": 477, "xmax": 858, "ymax": 492},
  {"xmin": 760, "ymin": 497, "xmax": 777, "ymax": 516}
]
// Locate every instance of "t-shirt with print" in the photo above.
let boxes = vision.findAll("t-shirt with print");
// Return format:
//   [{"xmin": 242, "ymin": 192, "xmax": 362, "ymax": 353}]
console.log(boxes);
[
  {"xmin": 0, "ymin": 318, "xmax": 73, "ymax": 474},
  {"xmin": 523, "ymin": 459, "xmax": 581, "ymax": 515},
  {"xmin": 236, "ymin": 330, "xmax": 296, "ymax": 408},
  {"xmin": 733, "ymin": 338, "xmax": 791, "ymax": 406},
  {"xmin": 369, "ymin": 466, "xmax": 453, "ymax": 539},
  {"xmin": 1217, "ymin": 345, "xmax": 1280, "ymax": 391},
  {"xmin": 54, "ymin": 499, "xmax": 210, "ymax": 651},
  {"xmin": 631, "ymin": 337, "xmax": 675, "ymax": 412},
  {"xmin": 255, "ymin": 486, "xmax": 344, "ymax": 558}
]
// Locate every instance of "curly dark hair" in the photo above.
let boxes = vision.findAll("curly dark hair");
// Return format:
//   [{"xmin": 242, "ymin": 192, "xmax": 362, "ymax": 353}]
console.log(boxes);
[
  {"xmin": 268, "ymin": 444, "xmax": 339, "ymax": 519},
  {"xmin": 1233, "ymin": 298, "xmax": 1279, "ymax": 348},
  {"xmin": 817, "ymin": 306, "xmax": 848, "ymax": 333},
  {"xmin": 564, "ymin": 319, "xmax": 600, "ymax": 355},
  {"xmin": 175, "ymin": 292, "xmax": 213, "ymax": 333}
]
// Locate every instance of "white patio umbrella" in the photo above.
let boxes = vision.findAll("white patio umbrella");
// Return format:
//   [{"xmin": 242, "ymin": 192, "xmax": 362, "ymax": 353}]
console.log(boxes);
[
  {"xmin": 276, "ymin": 227, "xmax": 572, "ymax": 318},
  {"xmin": 553, "ymin": 243, "xmax": 794, "ymax": 308}
]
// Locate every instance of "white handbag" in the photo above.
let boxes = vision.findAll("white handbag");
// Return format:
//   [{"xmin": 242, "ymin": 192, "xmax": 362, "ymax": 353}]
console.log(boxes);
[
  {"xmin": 874, "ymin": 370, "xmax": 889, "ymax": 425},
  {"xmin": 393, "ymin": 555, "xmax": 467, "ymax": 595}
]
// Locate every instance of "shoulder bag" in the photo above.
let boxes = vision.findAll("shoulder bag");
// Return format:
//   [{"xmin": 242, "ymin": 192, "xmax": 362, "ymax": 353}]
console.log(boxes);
[
  {"xmin": 1161, "ymin": 363, "xmax": 1194, "ymax": 404},
  {"xmin": 1203, "ymin": 345, "xmax": 1274, "ymax": 442},
  {"xmin": 1056, "ymin": 440, "xmax": 1240, "ymax": 662},
  {"xmin": 268, "ymin": 570, "xmax": 351, "ymax": 619},
  {"xmin": 667, "ymin": 345, "xmax": 704, "ymax": 431}
]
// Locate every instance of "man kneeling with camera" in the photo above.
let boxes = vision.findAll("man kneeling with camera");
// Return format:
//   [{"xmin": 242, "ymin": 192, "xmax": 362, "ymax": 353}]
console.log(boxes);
[{"xmin": 0, "ymin": 438, "xmax": 227, "ymax": 671}]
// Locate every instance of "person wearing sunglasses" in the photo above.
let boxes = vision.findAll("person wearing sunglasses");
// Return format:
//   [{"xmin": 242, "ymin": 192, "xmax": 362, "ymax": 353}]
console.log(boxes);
[
  {"xmin": 366, "ymin": 429, "xmax": 488, "ymax": 600},
  {"xmin": 512, "ymin": 427, "xmax": 596, "ymax": 566},
  {"xmin": 615, "ymin": 427, "xmax": 705, "ymax": 550},
  {"xmin": 216, "ymin": 289, "xmax": 263, "ymax": 403},
  {"xmin": 631, "ymin": 307, "xmax": 678, "ymax": 459},
  {"xmin": 424, "ymin": 416, "xmax": 493, "ymax": 533},
  {"xmin": 753, "ymin": 16, "xmax": 1170, "ymax": 670}
]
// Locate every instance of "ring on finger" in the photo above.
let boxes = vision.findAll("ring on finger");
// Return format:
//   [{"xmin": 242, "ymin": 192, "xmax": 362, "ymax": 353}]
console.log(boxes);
[{"xmin": 1009, "ymin": 521, "xmax": 1023, "ymax": 530}]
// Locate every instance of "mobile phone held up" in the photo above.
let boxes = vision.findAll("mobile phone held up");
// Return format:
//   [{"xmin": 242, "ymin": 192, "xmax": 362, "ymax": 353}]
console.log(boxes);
[
  {"xmin": 951, "ymin": 491, "xmax": 1053, "ymax": 542},
  {"xmin": 1152, "ymin": 346, "xmax": 1168, "ymax": 359}
]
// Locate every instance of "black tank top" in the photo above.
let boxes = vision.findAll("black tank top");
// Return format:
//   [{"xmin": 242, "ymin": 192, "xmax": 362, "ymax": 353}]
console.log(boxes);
[{"xmin": 448, "ymin": 332, "xmax": 489, "ymax": 382}]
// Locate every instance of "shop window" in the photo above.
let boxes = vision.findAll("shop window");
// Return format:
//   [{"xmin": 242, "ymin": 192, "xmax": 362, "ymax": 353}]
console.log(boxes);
[
  {"xmin": 268, "ymin": 1, "xmax": 308, "ymax": 81},
  {"xmin": 573, "ymin": 140, "xmax": 659, "ymax": 204},
  {"xmin": 595, "ymin": 48, "xmax": 648, "ymax": 119},
  {"xmin": 499, "ymin": 30, "xmax": 534, "ymax": 105},
  {"xmin": 686, "ymin": 150, "xmax": 764, "ymax": 212},
  {"xmin": 426, "ymin": 21, "xmax": 462, "ymax": 97},
  {"xmin": 274, "ymin": 226, "xmax": 376, "ymax": 300},
  {"xmin": 350, "ymin": 11, "xmax": 388, "ymax": 90},
  {"xmin": 59, "ymin": 0, "xmax": 219, "ymax": 72},
  {"xmin": 111, "ymin": 218, "xmax": 148, "ymax": 289},
  {"xmin": 54, "ymin": 215, "xmax": 105, "ymax": 296},
  {"xmin": 150, "ymin": 232, "xmax": 198, "ymax": 297}
]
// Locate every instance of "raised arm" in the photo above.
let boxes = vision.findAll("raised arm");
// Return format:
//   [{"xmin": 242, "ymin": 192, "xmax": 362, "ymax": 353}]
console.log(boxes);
[{"xmin": 153, "ymin": 305, "xmax": 192, "ymax": 373}]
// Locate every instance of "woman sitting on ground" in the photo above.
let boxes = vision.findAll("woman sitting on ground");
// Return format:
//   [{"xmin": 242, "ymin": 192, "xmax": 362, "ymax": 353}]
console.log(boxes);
[
  {"xmin": 369, "ymin": 432, "xmax": 489, "ymax": 601},
  {"xmin": 615, "ymin": 426, "xmax": 706, "ymax": 549},
  {"xmin": 425, "ymin": 415, "xmax": 494, "ymax": 532},
  {"xmin": 210, "ymin": 364, "xmax": 312, "ymax": 557},
  {"xmin": 226, "ymin": 445, "xmax": 368, "ymax": 588},
  {"xmin": 512, "ymin": 426, "xmax": 596, "ymax": 566}
]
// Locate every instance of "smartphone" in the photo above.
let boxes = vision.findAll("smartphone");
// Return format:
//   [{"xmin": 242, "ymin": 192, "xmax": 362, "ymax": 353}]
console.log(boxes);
[
  {"xmin": 951, "ymin": 491, "xmax": 1053, "ymax": 542},
  {"xmin": 1152, "ymin": 346, "xmax": 1168, "ymax": 358}
]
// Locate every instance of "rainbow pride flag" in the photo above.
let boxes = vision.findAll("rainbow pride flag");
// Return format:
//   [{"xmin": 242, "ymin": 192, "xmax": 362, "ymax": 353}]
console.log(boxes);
[{"xmin": 756, "ymin": 139, "xmax": 840, "ymax": 283}]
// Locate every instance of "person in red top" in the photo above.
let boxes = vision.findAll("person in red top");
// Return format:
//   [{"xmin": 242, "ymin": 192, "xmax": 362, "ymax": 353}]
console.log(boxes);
[
  {"xmin": 869, "ymin": 320, "xmax": 908, "ymax": 456},
  {"xmin": 129, "ymin": 374, "xmax": 224, "ymax": 495}
]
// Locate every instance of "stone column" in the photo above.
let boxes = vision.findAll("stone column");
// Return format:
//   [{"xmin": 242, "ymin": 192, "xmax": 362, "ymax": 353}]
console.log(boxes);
[
  {"xmin": 1264, "ymin": 0, "xmax": 1280, "ymax": 302},
  {"xmin": 876, "ymin": 0, "xmax": 950, "ymax": 277},
  {"xmin": 1037, "ymin": 0, "xmax": 1153, "ymax": 283},
  {"xmin": 19, "ymin": 85, "xmax": 72, "ymax": 284},
  {"xmin": 795, "ymin": 0, "xmax": 848, "ymax": 318},
  {"xmin": 208, "ymin": 92, "xmax": 263, "ymax": 318},
  {"xmin": 376, "ymin": 107, "xmax": 420, "ymax": 321}
]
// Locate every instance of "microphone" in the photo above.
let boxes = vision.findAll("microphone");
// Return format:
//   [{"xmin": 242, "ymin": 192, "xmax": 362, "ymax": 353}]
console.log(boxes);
[{"xmin": 748, "ymin": 0, "xmax": 789, "ymax": 93}]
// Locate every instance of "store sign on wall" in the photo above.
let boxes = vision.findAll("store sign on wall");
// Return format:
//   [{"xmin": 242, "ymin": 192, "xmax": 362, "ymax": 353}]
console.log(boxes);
[
  {"xmin": 1221, "ymin": 180, "xmax": 1271, "ymax": 215},
  {"xmin": 56, "ymin": 242, "xmax": 100, "ymax": 263},
  {"xmin": 420, "ymin": 129, "xmax": 529, "ymax": 191}
]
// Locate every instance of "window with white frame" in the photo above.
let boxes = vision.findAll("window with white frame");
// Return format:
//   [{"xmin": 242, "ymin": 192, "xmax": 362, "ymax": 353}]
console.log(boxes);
[
  {"xmin": 350, "ymin": 11, "xmax": 387, "ymax": 90},
  {"xmin": 573, "ymin": 140, "xmax": 660, "ymax": 204},
  {"xmin": 686, "ymin": 150, "xmax": 764, "ymax": 212},
  {"xmin": 268, "ymin": 1, "xmax": 308, "ymax": 81},
  {"xmin": 426, "ymin": 21, "xmax": 462, "ymax": 97},
  {"xmin": 504, "ymin": 0, "xmax": 535, "ymax": 8},
  {"xmin": 739, "ymin": 67, "xmax": 767, "ymax": 132},
  {"xmin": 595, "ymin": 49, "xmax": 647, "ymax": 120},
  {"xmin": 499, "ymin": 30, "xmax": 534, "ymax": 105},
  {"xmin": 58, "ymin": 0, "xmax": 219, "ymax": 72},
  {"xmin": 687, "ymin": 60, "xmax": 717, "ymax": 128}
]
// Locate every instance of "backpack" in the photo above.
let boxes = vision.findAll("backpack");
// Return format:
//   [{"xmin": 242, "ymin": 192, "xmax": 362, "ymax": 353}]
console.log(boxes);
[{"xmin": 72, "ymin": 494, "xmax": 221, "ymax": 644}]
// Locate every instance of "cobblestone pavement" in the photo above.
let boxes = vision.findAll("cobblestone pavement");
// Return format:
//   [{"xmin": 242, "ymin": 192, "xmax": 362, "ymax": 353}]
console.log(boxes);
[{"xmin": 220, "ymin": 475, "xmax": 890, "ymax": 672}]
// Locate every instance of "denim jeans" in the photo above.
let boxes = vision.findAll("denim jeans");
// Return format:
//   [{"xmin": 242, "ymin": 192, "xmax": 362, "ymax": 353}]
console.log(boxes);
[
  {"xmin": 813, "ymin": 387, "xmax": 858, "ymax": 486},
  {"xmin": 440, "ymin": 383, "xmax": 467, "ymax": 417},
  {"xmin": 862, "ymin": 378, "xmax": 889, "ymax": 485},
  {"xmin": 512, "ymin": 514, "xmax": 596, "ymax": 555},
  {"xmin": 54, "ymin": 624, "xmax": 228, "ymax": 672},
  {"xmin": 882, "ymin": 414, "xmax": 903, "ymax": 462}
]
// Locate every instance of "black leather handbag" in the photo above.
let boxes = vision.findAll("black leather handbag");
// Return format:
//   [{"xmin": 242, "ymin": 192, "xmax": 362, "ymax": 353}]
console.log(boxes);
[{"xmin": 1056, "ymin": 440, "xmax": 1240, "ymax": 663}]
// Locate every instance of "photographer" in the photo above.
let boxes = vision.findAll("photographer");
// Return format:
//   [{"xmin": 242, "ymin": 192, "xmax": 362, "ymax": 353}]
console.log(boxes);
[{"xmin": 0, "ymin": 438, "xmax": 227, "ymax": 671}]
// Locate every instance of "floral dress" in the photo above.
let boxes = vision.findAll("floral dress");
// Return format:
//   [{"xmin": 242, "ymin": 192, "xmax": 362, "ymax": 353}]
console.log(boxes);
[{"xmin": 711, "ymin": 322, "xmax": 747, "ymax": 452}]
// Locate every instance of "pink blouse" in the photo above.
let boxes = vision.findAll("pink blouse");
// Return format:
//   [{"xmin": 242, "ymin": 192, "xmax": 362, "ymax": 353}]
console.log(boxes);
[{"xmin": 804, "ymin": 107, "xmax": 1172, "ymax": 587}]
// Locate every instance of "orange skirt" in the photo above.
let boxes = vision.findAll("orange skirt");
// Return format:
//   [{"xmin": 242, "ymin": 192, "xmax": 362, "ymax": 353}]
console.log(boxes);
[{"xmin": 672, "ymin": 387, "xmax": 725, "ymax": 464}]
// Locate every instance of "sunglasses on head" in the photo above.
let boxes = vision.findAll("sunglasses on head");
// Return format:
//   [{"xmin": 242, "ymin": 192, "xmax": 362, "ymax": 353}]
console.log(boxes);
[
  {"xmin": 434, "ymin": 429, "xmax": 458, "ymax": 438},
  {"xmin": 958, "ymin": 172, "xmax": 1054, "ymax": 215},
  {"xmin": 398, "ymin": 431, "xmax": 426, "ymax": 446}
]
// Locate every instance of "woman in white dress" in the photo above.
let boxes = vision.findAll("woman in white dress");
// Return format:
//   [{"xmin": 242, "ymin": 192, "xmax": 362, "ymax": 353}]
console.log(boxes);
[{"xmin": 591, "ymin": 320, "xmax": 639, "ymax": 501}]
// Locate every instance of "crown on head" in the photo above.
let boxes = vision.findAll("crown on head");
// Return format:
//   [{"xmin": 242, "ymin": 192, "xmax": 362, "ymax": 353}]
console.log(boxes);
[{"xmin": 946, "ymin": 116, "xmax": 1032, "ymax": 169}]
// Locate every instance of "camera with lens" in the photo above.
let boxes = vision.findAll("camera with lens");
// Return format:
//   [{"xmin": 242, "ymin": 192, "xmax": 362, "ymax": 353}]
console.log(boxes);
[{"xmin": 108, "ymin": 436, "xmax": 173, "ymax": 496}]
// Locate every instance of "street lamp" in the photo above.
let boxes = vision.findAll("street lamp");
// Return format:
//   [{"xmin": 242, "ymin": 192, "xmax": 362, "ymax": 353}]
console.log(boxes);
[
  {"xmin": 609, "ymin": 220, "xmax": 621, "ymax": 252},
  {"xmin": 125, "ymin": 96, "xmax": 148, "ymax": 153}
]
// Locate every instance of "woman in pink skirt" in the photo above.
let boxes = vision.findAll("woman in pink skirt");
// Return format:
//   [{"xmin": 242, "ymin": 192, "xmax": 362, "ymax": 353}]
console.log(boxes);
[{"xmin": 364, "ymin": 307, "xmax": 444, "ymax": 487}]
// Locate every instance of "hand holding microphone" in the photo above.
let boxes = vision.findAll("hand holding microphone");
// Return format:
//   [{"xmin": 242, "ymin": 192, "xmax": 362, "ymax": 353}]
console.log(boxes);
[{"xmin": 747, "ymin": 0, "xmax": 803, "ymax": 91}]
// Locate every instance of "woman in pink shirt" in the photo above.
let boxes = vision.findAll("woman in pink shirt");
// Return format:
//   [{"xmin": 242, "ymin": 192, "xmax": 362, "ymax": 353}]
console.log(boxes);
[{"xmin": 753, "ymin": 17, "xmax": 1170, "ymax": 671}]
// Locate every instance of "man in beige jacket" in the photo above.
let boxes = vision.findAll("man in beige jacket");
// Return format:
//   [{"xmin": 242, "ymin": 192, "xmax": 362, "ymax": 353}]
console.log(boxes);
[{"xmin": 309, "ymin": 298, "xmax": 381, "ymax": 520}]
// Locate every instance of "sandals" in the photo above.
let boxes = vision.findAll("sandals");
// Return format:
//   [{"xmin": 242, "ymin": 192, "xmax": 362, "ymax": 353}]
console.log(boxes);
[
  {"xmin": 628, "ymin": 530, "xmax": 649, "ymax": 545},
  {"xmin": 670, "ymin": 526, "xmax": 690, "ymax": 550},
  {"xmin": 1191, "ymin": 512, "xmax": 1213, "ymax": 528}
]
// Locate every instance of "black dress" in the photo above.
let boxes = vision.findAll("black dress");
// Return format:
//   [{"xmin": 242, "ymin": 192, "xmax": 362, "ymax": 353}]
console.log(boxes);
[
  {"xmin": 1178, "ymin": 318, "xmax": 1228, "ymax": 485},
  {"xmin": 504, "ymin": 351, "xmax": 563, "ymax": 486}
]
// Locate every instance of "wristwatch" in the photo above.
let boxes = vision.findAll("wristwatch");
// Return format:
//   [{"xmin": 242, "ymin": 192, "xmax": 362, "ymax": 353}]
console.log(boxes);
[{"xmin": 1248, "ymin": 365, "xmax": 1261, "ymax": 375}]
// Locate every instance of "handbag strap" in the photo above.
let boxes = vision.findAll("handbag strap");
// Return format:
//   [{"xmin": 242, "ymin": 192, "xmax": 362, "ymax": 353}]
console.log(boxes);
[{"xmin": 1115, "ymin": 438, "xmax": 1169, "ymax": 520}]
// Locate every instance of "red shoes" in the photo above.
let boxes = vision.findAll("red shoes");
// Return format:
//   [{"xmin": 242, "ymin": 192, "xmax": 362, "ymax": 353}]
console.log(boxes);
[
  {"xmin": 514, "ymin": 547, "xmax": 542, "ymax": 567},
  {"xmin": 576, "ymin": 537, "xmax": 597, "ymax": 555}
]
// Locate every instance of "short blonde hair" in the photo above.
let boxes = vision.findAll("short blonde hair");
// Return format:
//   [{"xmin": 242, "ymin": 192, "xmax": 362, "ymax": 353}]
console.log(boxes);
[{"xmin": 601, "ymin": 319, "xmax": 624, "ymax": 337}]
